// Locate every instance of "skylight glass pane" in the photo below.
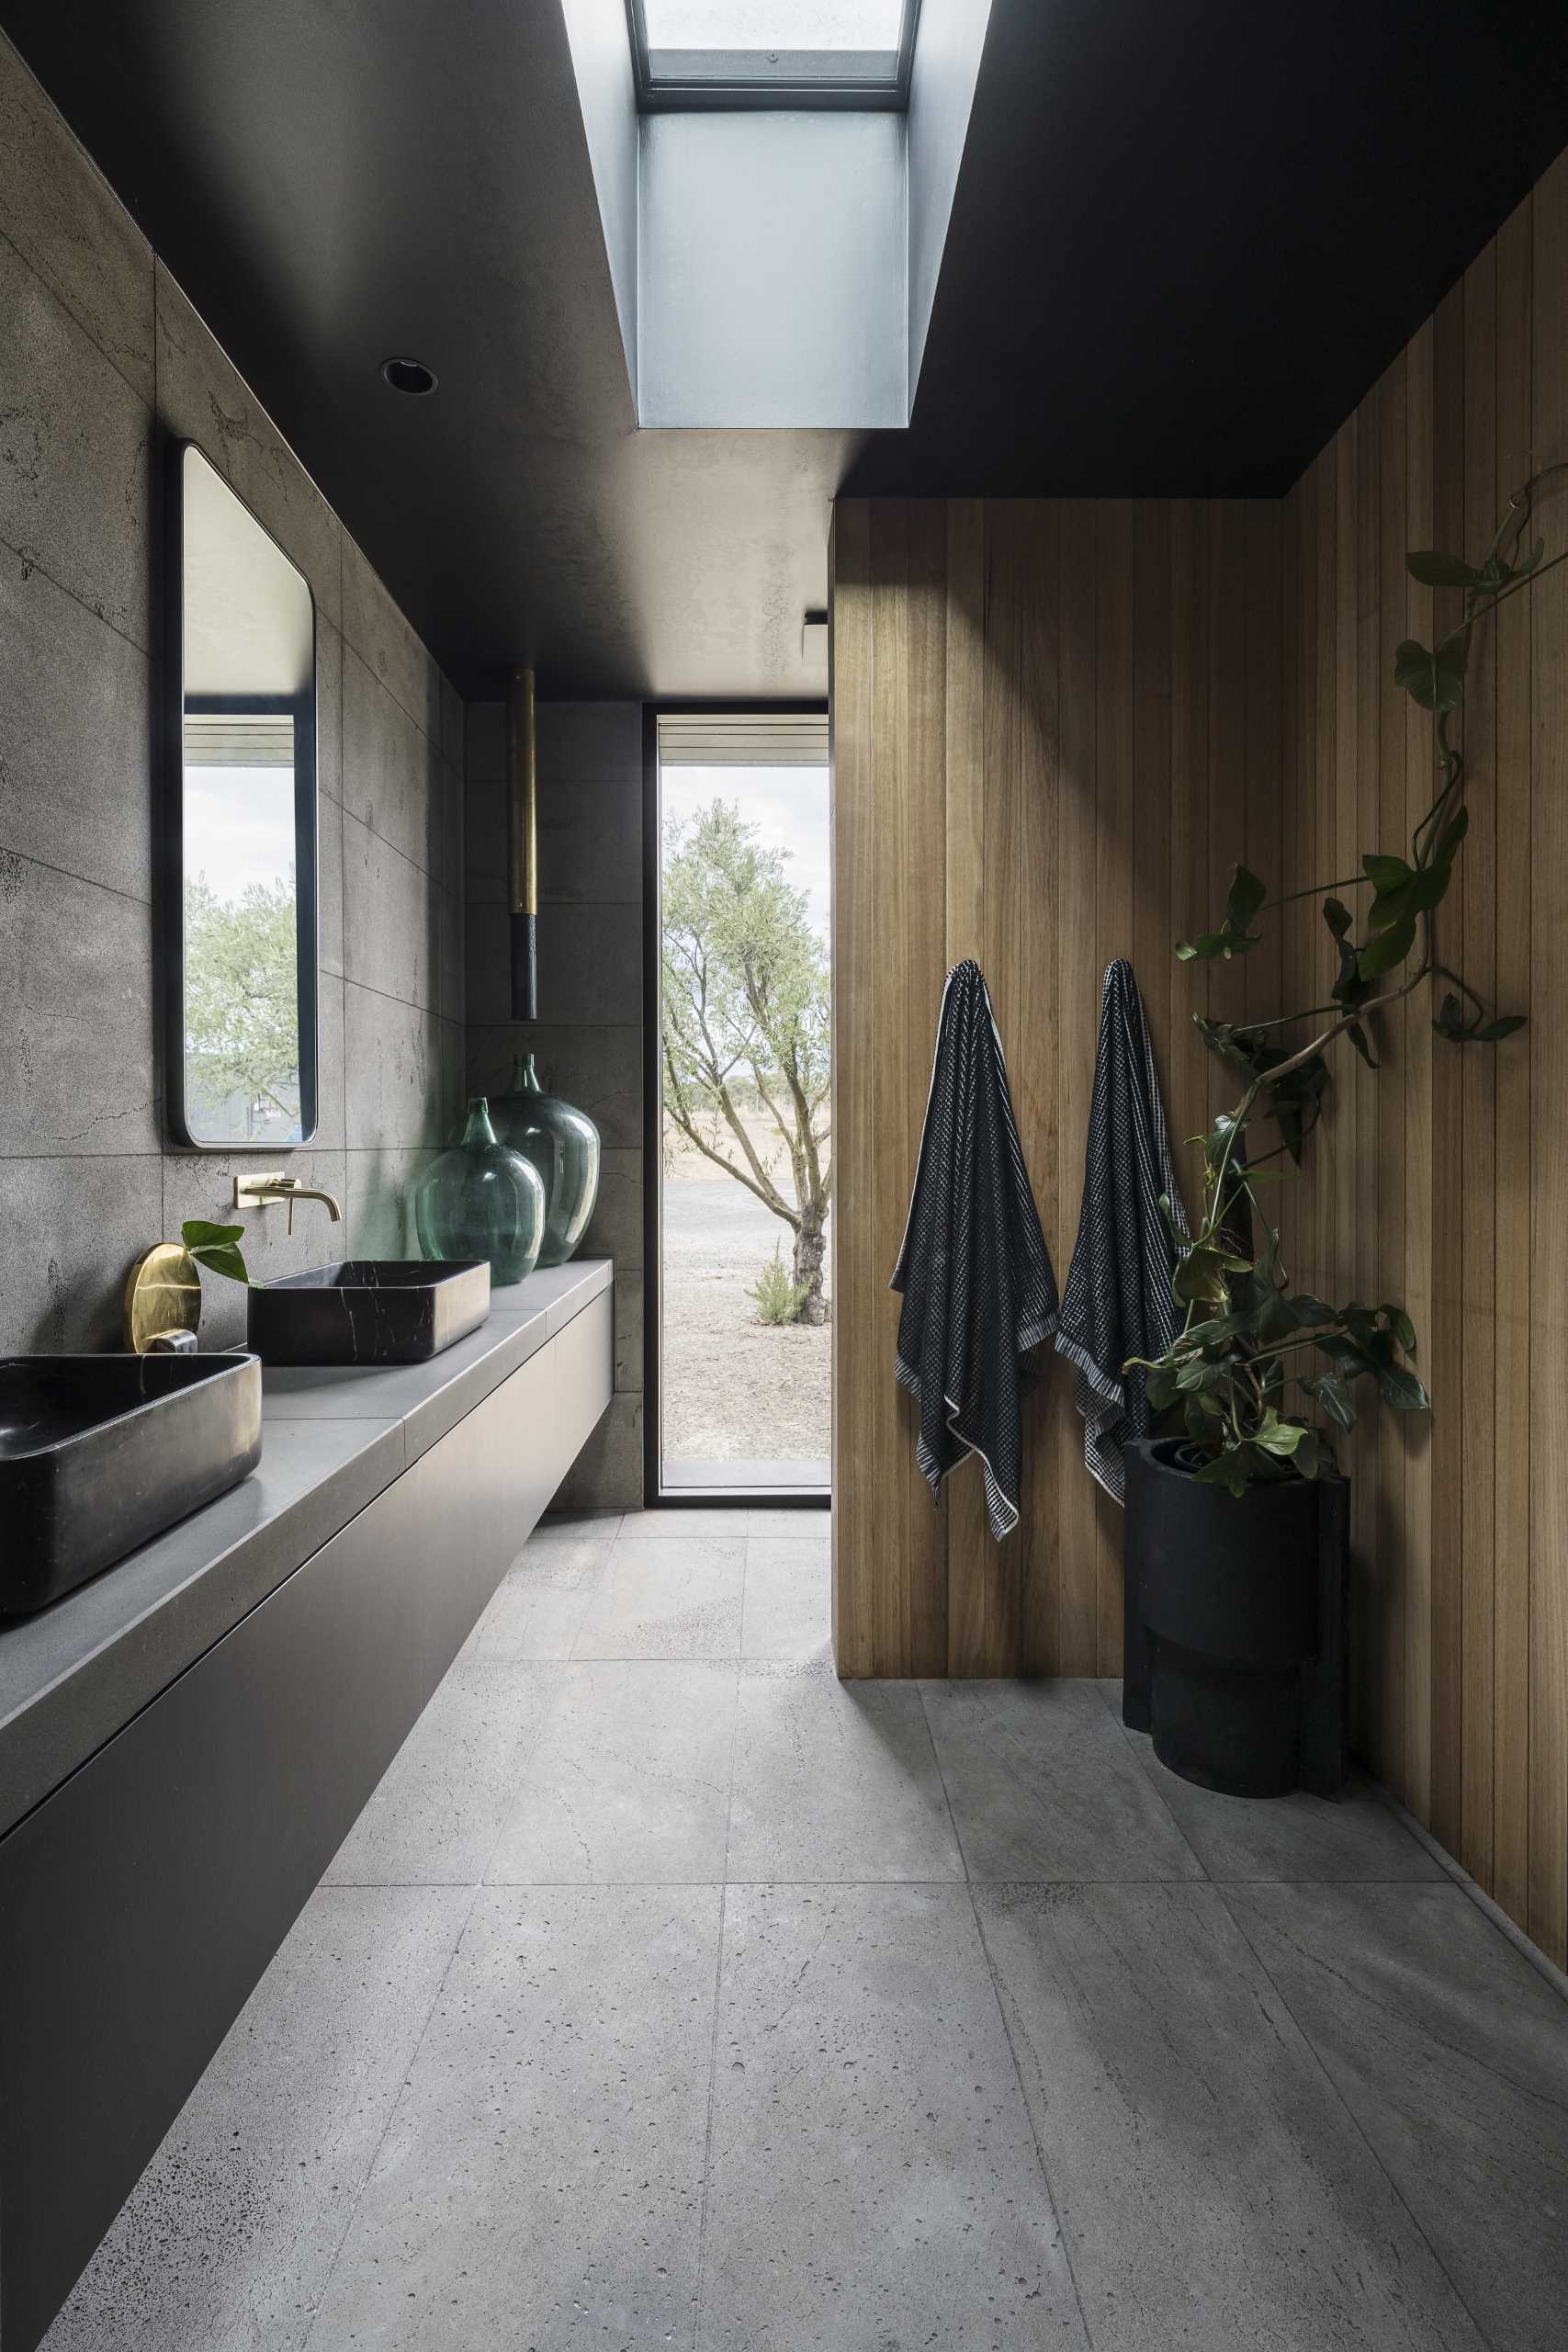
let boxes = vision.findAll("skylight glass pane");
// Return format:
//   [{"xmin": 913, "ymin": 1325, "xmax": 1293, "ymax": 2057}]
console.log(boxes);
[{"xmin": 643, "ymin": 2, "xmax": 904, "ymax": 49}]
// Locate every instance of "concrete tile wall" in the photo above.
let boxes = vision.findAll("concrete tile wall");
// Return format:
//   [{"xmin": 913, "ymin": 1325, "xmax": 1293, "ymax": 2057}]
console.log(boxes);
[
  {"xmin": 0, "ymin": 33, "xmax": 465, "ymax": 1355},
  {"xmin": 465, "ymin": 699, "xmax": 645, "ymax": 1509}
]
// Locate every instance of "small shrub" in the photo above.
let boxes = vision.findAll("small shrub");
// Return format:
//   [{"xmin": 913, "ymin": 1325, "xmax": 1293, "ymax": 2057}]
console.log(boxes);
[{"xmin": 748, "ymin": 1245, "xmax": 807, "ymax": 1328}]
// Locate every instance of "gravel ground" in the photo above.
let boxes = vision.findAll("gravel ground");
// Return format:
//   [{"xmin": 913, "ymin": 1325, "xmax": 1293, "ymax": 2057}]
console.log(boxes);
[{"xmin": 660, "ymin": 1163, "xmax": 831, "ymax": 1465}]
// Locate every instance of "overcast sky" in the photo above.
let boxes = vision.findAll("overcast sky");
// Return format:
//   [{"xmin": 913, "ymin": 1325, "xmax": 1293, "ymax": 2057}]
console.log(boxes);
[{"xmin": 661, "ymin": 762, "xmax": 830, "ymax": 945}]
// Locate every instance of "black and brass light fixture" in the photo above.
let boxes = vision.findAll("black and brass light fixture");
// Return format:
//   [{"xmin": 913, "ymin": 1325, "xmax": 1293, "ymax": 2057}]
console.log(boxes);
[{"xmin": 507, "ymin": 664, "xmax": 538, "ymax": 1021}]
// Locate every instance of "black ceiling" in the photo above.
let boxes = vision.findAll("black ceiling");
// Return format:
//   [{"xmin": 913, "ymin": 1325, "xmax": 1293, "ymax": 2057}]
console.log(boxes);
[
  {"xmin": 851, "ymin": 0, "xmax": 1568, "ymax": 502},
  {"xmin": 5, "ymin": 1, "xmax": 1565, "ymax": 698}
]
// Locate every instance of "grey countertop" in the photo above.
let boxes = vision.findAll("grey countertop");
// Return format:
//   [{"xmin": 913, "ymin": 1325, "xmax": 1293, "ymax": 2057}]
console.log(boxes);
[{"xmin": 0, "ymin": 1260, "xmax": 612, "ymax": 1844}]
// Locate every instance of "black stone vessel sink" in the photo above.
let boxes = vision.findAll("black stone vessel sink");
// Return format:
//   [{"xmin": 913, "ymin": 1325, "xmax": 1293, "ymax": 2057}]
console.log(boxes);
[
  {"xmin": 246, "ymin": 1260, "xmax": 491, "ymax": 1366},
  {"xmin": 0, "ymin": 1354, "xmax": 263, "ymax": 1618}
]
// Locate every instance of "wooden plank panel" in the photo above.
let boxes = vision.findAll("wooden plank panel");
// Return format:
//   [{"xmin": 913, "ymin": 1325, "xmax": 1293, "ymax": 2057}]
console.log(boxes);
[
  {"xmin": 1493, "ymin": 192, "xmax": 1533, "ymax": 1927},
  {"xmin": 1352, "ymin": 399, "xmax": 1382, "ymax": 1760},
  {"xmin": 829, "ymin": 500, "xmax": 876, "ymax": 1676},
  {"xmin": 905, "ymin": 501, "xmax": 952, "ymax": 1678},
  {"xmin": 1094, "ymin": 501, "xmax": 1136, "ymax": 1672},
  {"xmin": 1404, "ymin": 316, "xmax": 1436, "ymax": 1827},
  {"xmin": 1012, "ymin": 503, "xmax": 1063, "ymax": 1675},
  {"xmin": 1055, "ymin": 500, "xmax": 1100, "ymax": 1674},
  {"xmin": 1168, "ymin": 502, "xmax": 1212, "ymax": 1177},
  {"xmin": 1331, "ymin": 424, "xmax": 1358, "ymax": 1619},
  {"xmin": 1207, "ymin": 503, "xmax": 1249, "ymax": 1125},
  {"xmin": 1275, "ymin": 487, "xmax": 1303, "ymax": 1302},
  {"xmin": 1429, "ymin": 281, "xmax": 1467, "ymax": 1856},
  {"xmin": 1375, "ymin": 353, "xmax": 1411, "ymax": 1804},
  {"xmin": 1529, "ymin": 152, "xmax": 1568, "ymax": 1968},
  {"xmin": 868, "ymin": 499, "xmax": 915, "ymax": 1675},
  {"xmin": 1313, "ymin": 454, "xmax": 1338, "ymax": 1366},
  {"xmin": 1460, "ymin": 237, "xmax": 1498, "ymax": 1886}
]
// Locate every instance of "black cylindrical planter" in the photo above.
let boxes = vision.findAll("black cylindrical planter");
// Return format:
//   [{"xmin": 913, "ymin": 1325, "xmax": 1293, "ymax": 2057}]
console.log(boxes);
[{"xmin": 1123, "ymin": 1439, "xmax": 1349, "ymax": 1799}]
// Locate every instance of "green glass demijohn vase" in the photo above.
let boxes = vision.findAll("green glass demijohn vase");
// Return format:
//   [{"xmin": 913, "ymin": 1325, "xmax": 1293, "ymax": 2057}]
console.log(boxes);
[
  {"xmin": 414, "ymin": 1096, "xmax": 546, "ymax": 1284},
  {"xmin": 491, "ymin": 1055, "xmax": 601, "ymax": 1269}
]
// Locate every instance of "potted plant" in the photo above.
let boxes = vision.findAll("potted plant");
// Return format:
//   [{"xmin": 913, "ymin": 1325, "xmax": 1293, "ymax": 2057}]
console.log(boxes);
[{"xmin": 1122, "ymin": 466, "xmax": 1562, "ymax": 1799}]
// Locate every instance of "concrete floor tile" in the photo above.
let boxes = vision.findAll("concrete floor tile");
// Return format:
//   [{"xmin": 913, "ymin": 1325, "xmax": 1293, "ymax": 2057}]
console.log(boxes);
[
  {"xmin": 303, "ymin": 1887, "xmax": 720, "ymax": 2349},
  {"xmin": 745, "ymin": 1507, "xmax": 832, "ymax": 1539},
  {"xmin": 740, "ymin": 1538, "xmax": 830, "ymax": 1661},
  {"xmin": 42, "ymin": 1886, "xmax": 470, "ymax": 2352},
  {"xmin": 486, "ymin": 1660, "xmax": 738, "ymax": 1883},
  {"xmin": 570, "ymin": 1536, "xmax": 745, "ymax": 1657},
  {"xmin": 531, "ymin": 1510, "xmax": 623, "ymax": 1546},
  {"xmin": 976, "ymin": 1882, "xmax": 1486, "ymax": 2352},
  {"xmin": 620, "ymin": 1506, "xmax": 752, "ymax": 1543},
  {"xmin": 728, "ymin": 1661, "xmax": 964, "ymax": 1882},
  {"xmin": 467, "ymin": 1546, "xmax": 611, "ymax": 1662},
  {"xmin": 696, "ymin": 1883, "xmax": 1089, "ymax": 2350},
  {"xmin": 920, "ymin": 1679, "xmax": 1205, "ymax": 1883},
  {"xmin": 1128, "ymin": 1738, "xmax": 1444, "ymax": 1881},
  {"xmin": 323, "ymin": 1661, "xmax": 562, "ymax": 1885},
  {"xmin": 1224, "ymin": 1881, "xmax": 1568, "ymax": 2352}
]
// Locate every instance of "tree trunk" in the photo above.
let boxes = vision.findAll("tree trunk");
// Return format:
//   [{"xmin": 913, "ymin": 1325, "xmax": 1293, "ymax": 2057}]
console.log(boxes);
[{"xmin": 792, "ymin": 1213, "xmax": 829, "ymax": 1326}]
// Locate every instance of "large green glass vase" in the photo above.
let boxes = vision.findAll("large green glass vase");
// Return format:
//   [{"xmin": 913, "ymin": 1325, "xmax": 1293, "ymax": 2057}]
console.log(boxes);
[
  {"xmin": 414, "ymin": 1096, "xmax": 545, "ymax": 1284},
  {"xmin": 491, "ymin": 1055, "xmax": 601, "ymax": 1268}
]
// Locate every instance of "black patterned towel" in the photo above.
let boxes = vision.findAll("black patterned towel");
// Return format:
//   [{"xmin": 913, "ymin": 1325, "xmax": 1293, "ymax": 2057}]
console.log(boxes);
[
  {"xmin": 1055, "ymin": 958, "xmax": 1190, "ymax": 1504},
  {"xmin": 891, "ymin": 960, "xmax": 1059, "ymax": 1539}
]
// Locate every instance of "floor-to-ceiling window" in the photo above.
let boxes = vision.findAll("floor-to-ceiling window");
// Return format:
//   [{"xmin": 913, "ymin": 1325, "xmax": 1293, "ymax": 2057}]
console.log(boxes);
[{"xmin": 649, "ymin": 709, "xmax": 830, "ymax": 1500}]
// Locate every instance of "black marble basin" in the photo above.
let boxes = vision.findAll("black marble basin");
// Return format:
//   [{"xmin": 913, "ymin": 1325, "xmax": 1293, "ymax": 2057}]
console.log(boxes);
[
  {"xmin": 0, "ymin": 1354, "xmax": 263, "ymax": 1617},
  {"xmin": 246, "ymin": 1260, "xmax": 491, "ymax": 1366}
]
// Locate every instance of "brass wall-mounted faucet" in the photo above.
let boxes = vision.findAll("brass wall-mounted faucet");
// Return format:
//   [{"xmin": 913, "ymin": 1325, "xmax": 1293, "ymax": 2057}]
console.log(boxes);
[{"xmin": 232, "ymin": 1171, "xmax": 344, "ymax": 1237}]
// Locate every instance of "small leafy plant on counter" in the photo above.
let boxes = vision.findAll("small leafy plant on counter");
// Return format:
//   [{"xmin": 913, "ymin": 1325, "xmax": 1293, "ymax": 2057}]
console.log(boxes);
[
  {"xmin": 181, "ymin": 1219, "xmax": 251, "ymax": 1285},
  {"xmin": 1129, "ymin": 465, "xmax": 1563, "ymax": 1497}
]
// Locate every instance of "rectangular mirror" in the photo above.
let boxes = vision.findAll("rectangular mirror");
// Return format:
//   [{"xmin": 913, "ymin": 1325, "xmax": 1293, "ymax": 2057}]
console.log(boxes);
[{"xmin": 165, "ymin": 441, "xmax": 318, "ymax": 1148}]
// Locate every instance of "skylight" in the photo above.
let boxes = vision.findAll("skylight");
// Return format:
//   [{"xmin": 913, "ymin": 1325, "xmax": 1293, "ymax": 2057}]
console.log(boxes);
[{"xmin": 629, "ymin": 0, "xmax": 919, "ymax": 107}]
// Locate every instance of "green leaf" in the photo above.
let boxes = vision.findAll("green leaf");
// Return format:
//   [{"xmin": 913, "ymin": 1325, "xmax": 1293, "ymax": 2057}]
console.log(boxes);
[
  {"xmin": 1393, "ymin": 635, "xmax": 1467, "ymax": 714},
  {"xmin": 1194, "ymin": 1447, "xmax": 1255, "ymax": 1498},
  {"xmin": 1145, "ymin": 1364, "xmax": 1180, "ymax": 1412},
  {"xmin": 1253, "ymin": 1411, "xmax": 1309, "ymax": 1458},
  {"xmin": 1406, "ymin": 549, "xmax": 1484, "ymax": 588},
  {"xmin": 1377, "ymin": 1362, "xmax": 1430, "ymax": 1412},
  {"xmin": 1294, "ymin": 1429, "xmax": 1322, "ymax": 1478},
  {"xmin": 1173, "ymin": 1245, "xmax": 1233, "ymax": 1307},
  {"xmin": 1363, "ymin": 852, "xmax": 1413, "ymax": 894},
  {"xmin": 1380, "ymin": 1304, "xmax": 1417, "ymax": 1352},
  {"xmin": 1322, "ymin": 896, "xmax": 1354, "ymax": 940},
  {"xmin": 189, "ymin": 1242, "xmax": 250, "ymax": 1284},
  {"xmin": 1302, "ymin": 1370, "xmax": 1359, "ymax": 1430},
  {"xmin": 182, "ymin": 1218, "xmax": 245, "ymax": 1249},
  {"xmin": 1345, "ymin": 1019, "xmax": 1379, "ymax": 1069},
  {"xmin": 1358, "ymin": 911, "xmax": 1417, "ymax": 979},
  {"xmin": 1226, "ymin": 864, "xmax": 1268, "ymax": 933},
  {"xmin": 1474, "ymin": 1014, "xmax": 1527, "ymax": 1043},
  {"xmin": 181, "ymin": 1218, "xmax": 250, "ymax": 1286}
]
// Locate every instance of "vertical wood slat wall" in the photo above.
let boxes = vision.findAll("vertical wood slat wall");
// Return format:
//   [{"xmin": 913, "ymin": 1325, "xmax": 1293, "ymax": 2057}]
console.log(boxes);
[
  {"xmin": 1279, "ymin": 154, "xmax": 1568, "ymax": 1966},
  {"xmin": 830, "ymin": 496, "xmax": 1281, "ymax": 1682},
  {"xmin": 830, "ymin": 150, "xmax": 1568, "ymax": 1968}
]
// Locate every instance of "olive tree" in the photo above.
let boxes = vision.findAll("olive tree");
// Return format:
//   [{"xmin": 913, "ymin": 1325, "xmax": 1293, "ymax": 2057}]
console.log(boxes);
[{"xmin": 661, "ymin": 799, "xmax": 832, "ymax": 1325}]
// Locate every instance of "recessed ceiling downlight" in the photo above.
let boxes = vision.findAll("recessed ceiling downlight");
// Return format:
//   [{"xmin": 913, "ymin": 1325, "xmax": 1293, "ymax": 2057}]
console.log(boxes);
[{"xmin": 382, "ymin": 356, "xmax": 438, "ymax": 397}]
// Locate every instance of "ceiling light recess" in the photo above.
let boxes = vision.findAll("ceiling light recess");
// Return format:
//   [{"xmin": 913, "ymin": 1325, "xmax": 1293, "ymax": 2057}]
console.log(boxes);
[
  {"xmin": 627, "ymin": 0, "xmax": 920, "ymax": 108},
  {"xmin": 381, "ymin": 356, "xmax": 438, "ymax": 396}
]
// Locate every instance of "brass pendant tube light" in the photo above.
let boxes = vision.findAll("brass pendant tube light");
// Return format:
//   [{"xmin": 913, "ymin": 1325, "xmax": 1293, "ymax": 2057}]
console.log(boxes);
[{"xmin": 507, "ymin": 664, "xmax": 538, "ymax": 1021}]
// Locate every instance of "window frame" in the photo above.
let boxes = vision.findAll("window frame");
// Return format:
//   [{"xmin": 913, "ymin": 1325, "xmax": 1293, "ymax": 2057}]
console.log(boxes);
[{"xmin": 626, "ymin": 0, "xmax": 921, "ymax": 111}]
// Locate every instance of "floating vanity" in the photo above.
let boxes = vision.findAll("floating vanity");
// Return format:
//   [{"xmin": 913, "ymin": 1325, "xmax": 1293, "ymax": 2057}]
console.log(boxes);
[{"xmin": 0, "ymin": 1260, "xmax": 613, "ymax": 2352}]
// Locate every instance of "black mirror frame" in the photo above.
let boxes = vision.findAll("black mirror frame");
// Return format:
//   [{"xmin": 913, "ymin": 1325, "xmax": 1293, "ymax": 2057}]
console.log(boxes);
[{"xmin": 162, "ymin": 439, "xmax": 321, "ymax": 1152}]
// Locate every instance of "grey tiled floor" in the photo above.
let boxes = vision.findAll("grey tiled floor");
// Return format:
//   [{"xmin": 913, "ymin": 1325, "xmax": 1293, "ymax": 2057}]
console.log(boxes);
[{"xmin": 44, "ymin": 1510, "xmax": 1568, "ymax": 2350}]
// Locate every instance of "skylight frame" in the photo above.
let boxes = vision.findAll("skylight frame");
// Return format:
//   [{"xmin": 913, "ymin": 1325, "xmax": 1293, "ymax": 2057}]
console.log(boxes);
[{"xmin": 626, "ymin": 0, "xmax": 922, "ymax": 111}]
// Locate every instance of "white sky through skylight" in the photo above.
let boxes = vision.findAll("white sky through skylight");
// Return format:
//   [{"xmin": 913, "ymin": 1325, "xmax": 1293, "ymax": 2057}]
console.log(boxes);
[{"xmin": 643, "ymin": 2, "xmax": 903, "ymax": 48}]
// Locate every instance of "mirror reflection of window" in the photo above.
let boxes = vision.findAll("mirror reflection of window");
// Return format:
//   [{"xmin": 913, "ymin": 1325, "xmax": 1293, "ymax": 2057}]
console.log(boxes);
[{"xmin": 176, "ymin": 445, "xmax": 316, "ymax": 1147}]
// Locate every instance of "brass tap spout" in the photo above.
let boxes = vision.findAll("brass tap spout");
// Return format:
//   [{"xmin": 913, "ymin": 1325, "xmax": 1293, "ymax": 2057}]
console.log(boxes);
[{"xmin": 232, "ymin": 1172, "xmax": 344, "ymax": 1237}]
